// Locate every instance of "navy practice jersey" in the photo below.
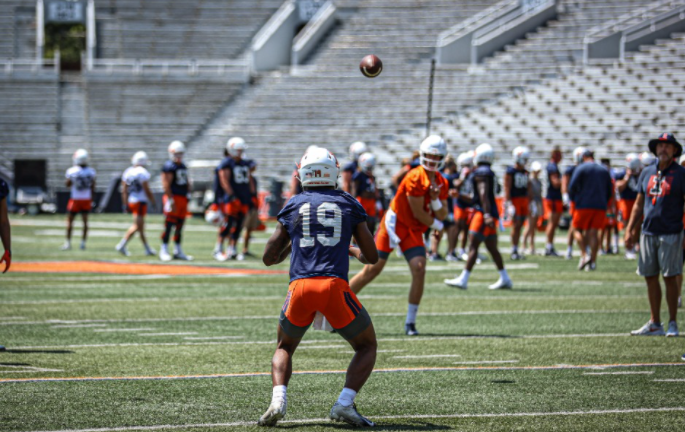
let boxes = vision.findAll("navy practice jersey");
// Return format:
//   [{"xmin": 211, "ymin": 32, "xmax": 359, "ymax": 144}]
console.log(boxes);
[
  {"xmin": 214, "ymin": 157, "xmax": 252, "ymax": 204},
  {"xmin": 444, "ymin": 172, "xmax": 459, "ymax": 212},
  {"xmin": 352, "ymin": 171, "xmax": 376, "ymax": 196},
  {"xmin": 343, "ymin": 161, "xmax": 358, "ymax": 174},
  {"xmin": 638, "ymin": 161, "xmax": 685, "ymax": 235},
  {"xmin": 456, "ymin": 172, "xmax": 474, "ymax": 209},
  {"xmin": 613, "ymin": 169, "xmax": 640, "ymax": 200},
  {"xmin": 506, "ymin": 166, "xmax": 529, "ymax": 198},
  {"xmin": 162, "ymin": 160, "xmax": 189, "ymax": 196},
  {"xmin": 546, "ymin": 161, "xmax": 561, "ymax": 200},
  {"xmin": 471, "ymin": 164, "xmax": 500, "ymax": 219},
  {"xmin": 0, "ymin": 178, "xmax": 8, "ymax": 201},
  {"xmin": 278, "ymin": 189, "xmax": 367, "ymax": 283},
  {"xmin": 568, "ymin": 162, "xmax": 613, "ymax": 210}
]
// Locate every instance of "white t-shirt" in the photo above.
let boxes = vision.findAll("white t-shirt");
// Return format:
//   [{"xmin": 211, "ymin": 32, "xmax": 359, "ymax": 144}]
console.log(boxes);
[
  {"xmin": 66, "ymin": 166, "xmax": 96, "ymax": 200},
  {"xmin": 122, "ymin": 166, "xmax": 151, "ymax": 203}
]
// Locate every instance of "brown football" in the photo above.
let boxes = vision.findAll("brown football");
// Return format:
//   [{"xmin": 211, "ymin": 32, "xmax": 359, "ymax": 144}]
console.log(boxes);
[{"xmin": 360, "ymin": 55, "xmax": 383, "ymax": 78}]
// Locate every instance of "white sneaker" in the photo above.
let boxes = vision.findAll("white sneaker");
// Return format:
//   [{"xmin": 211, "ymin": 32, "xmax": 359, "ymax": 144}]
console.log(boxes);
[
  {"xmin": 489, "ymin": 278, "xmax": 513, "ymax": 290},
  {"xmin": 444, "ymin": 277, "xmax": 468, "ymax": 290},
  {"xmin": 565, "ymin": 249, "xmax": 573, "ymax": 260},
  {"xmin": 578, "ymin": 256, "xmax": 590, "ymax": 270},
  {"xmin": 213, "ymin": 250, "xmax": 228, "ymax": 262},
  {"xmin": 329, "ymin": 402, "xmax": 375, "ymax": 427},
  {"xmin": 115, "ymin": 244, "xmax": 130, "ymax": 257},
  {"xmin": 460, "ymin": 252, "xmax": 469, "ymax": 261},
  {"xmin": 445, "ymin": 252, "xmax": 460, "ymax": 262},
  {"xmin": 174, "ymin": 250, "xmax": 193, "ymax": 261},
  {"xmin": 625, "ymin": 250, "xmax": 637, "ymax": 260},
  {"xmin": 258, "ymin": 398, "xmax": 287, "ymax": 426},
  {"xmin": 159, "ymin": 246, "xmax": 172, "ymax": 262},
  {"xmin": 236, "ymin": 253, "xmax": 245, "ymax": 261},
  {"xmin": 226, "ymin": 246, "xmax": 237, "ymax": 260},
  {"xmin": 666, "ymin": 321, "xmax": 679, "ymax": 337},
  {"xmin": 61, "ymin": 242, "xmax": 71, "ymax": 251},
  {"xmin": 631, "ymin": 321, "xmax": 665, "ymax": 336},
  {"xmin": 585, "ymin": 261, "xmax": 597, "ymax": 272}
]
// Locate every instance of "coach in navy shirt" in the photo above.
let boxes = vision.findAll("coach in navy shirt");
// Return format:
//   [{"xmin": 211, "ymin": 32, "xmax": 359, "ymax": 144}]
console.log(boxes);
[{"xmin": 625, "ymin": 133, "xmax": 685, "ymax": 337}]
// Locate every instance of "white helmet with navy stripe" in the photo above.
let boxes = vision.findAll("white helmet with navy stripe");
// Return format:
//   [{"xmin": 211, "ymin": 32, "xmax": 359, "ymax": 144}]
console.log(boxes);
[
  {"xmin": 573, "ymin": 146, "xmax": 588, "ymax": 165},
  {"xmin": 512, "ymin": 146, "xmax": 530, "ymax": 165},
  {"xmin": 298, "ymin": 147, "xmax": 340, "ymax": 188},
  {"xmin": 349, "ymin": 141, "xmax": 368, "ymax": 161},
  {"xmin": 358, "ymin": 152, "xmax": 376, "ymax": 173},
  {"xmin": 131, "ymin": 151, "xmax": 150, "ymax": 167},
  {"xmin": 625, "ymin": 152, "xmax": 641, "ymax": 171},
  {"xmin": 419, "ymin": 135, "xmax": 447, "ymax": 171},
  {"xmin": 73, "ymin": 149, "xmax": 89, "ymax": 166},
  {"xmin": 226, "ymin": 137, "xmax": 247, "ymax": 157},
  {"xmin": 168, "ymin": 140, "xmax": 186, "ymax": 160},
  {"xmin": 474, "ymin": 143, "xmax": 495, "ymax": 165}
]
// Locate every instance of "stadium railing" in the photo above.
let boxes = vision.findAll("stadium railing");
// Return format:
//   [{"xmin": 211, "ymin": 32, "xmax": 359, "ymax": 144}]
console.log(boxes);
[
  {"xmin": 0, "ymin": 57, "xmax": 59, "ymax": 76},
  {"xmin": 83, "ymin": 58, "xmax": 250, "ymax": 83}
]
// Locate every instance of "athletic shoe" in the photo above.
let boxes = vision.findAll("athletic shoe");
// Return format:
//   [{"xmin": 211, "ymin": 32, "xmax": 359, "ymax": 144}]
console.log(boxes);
[
  {"xmin": 329, "ymin": 402, "xmax": 375, "ymax": 427},
  {"xmin": 460, "ymin": 252, "xmax": 470, "ymax": 261},
  {"xmin": 510, "ymin": 251, "xmax": 522, "ymax": 261},
  {"xmin": 174, "ymin": 251, "xmax": 193, "ymax": 261},
  {"xmin": 631, "ymin": 321, "xmax": 665, "ymax": 336},
  {"xmin": 428, "ymin": 253, "xmax": 444, "ymax": 262},
  {"xmin": 115, "ymin": 244, "xmax": 130, "ymax": 257},
  {"xmin": 584, "ymin": 261, "xmax": 597, "ymax": 272},
  {"xmin": 241, "ymin": 251, "xmax": 255, "ymax": 258},
  {"xmin": 144, "ymin": 246, "xmax": 156, "ymax": 256},
  {"xmin": 226, "ymin": 246, "xmax": 237, "ymax": 260},
  {"xmin": 404, "ymin": 323, "xmax": 419, "ymax": 336},
  {"xmin": 488, "ymin": 278, "xmax": 513, "ymax": 290},
  {"xmin": 159, "ymin": 246, "xmax": 172, "ymax": 262},
  {"xmin": 444, "ymin": 277, "xmax": 468, "ymax": 290},
  {"xmin": 258, "ymin": 398, "xmax": 287, "ymax": 427},
  {"xmin": 682, "ymin": 353, "xmax": 685, "ymax": 361},
  {"xmin": 445, "ymin": 252, "xmax": 460, "ymax": 262},
  {"xmin": 666, "ymin": 321, "xmax": 679, "ymax": 337},
  {"xmin": 544, "ymin": 248, "xmax": 560, "ymax": 257},
  {"xmin": 599, "ymin": 249, "xmax": 607, "ymax": 256},
  {"xmin": 61, "ymin": 242, "xmax": 71, "ymax": 251},
  {"xmin": 236, "ymin": 253, "xmax": 245, "ymax": 261},
  {"xmin": 578, "ymin": 256, "xmax": 590, "ymax": 271},
  {"xmin": 625, "ymin": 250, "xmax": 637, "ymax": 260},
  {"xmin": 564, "ymin": 249, "xmax": 573, "ymax": 260},
  {"xmin": 213, "ymin": 251, "xmax": 228, "ymax": 262},
  {"xmin": 80, "ymin": 241, "xmax": 86, "ymax": 250}
]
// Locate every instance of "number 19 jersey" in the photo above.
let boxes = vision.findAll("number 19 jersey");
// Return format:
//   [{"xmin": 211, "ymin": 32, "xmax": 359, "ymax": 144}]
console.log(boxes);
[{"xmin": 278, "ymin": 189, "xmax": 367, "ymax": 283}]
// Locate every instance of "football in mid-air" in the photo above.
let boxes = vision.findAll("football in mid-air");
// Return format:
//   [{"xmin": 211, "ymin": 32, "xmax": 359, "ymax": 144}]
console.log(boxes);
[{"xmin": 360, "ymin": 55, "xmax": 383, "ymax": 78}]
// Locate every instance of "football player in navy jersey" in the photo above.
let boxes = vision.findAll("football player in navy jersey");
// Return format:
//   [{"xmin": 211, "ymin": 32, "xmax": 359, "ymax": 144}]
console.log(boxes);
[
  {"xmin": 504, "ymin": 147, "xmax": 532, "ymax": 260},
  {"xmin": 341, "ymin": 141, "xmax": 367, "ymax": 193},
  {"xmin": 445, "ymin": 143, "xmax": 512, "ymax": 290},
  {"xmin": 0, "ymin": 177, "xmax": 10, "ymax": 351},
  {"xmin": 544, "ymin": 146, "xmax": 563, "ymax": 256},
  {"xmin": 160, "ymin": 141, "xmax": 192, "ymax": 261},
  {"xmin": 351, "ymin": 152, "xmax": 381, "ymax": 234},
  {"xmin": 259, "ymin": 147, "xmax": 379, "ymax": 427}
]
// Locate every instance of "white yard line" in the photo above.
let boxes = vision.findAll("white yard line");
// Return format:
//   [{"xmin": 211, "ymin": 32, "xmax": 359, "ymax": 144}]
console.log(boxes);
[
  {"xmin": 138, "ymin": 333, "xmax": 198, "ymax": 337},
  {"xmin": 19, "ymin": 407, "xmax": 685, "ymax": 432},
  {"xmin": 52, "ymin": 324, "xmax": 108, "ymax": 329},
  {"xmin": 183, "ymin": 336, "xmax": 244, "ymax": 340},
  {"xmin": 584, "ymin": 371, "xmax": 654, "ymax": 375},
  {"xmin": 93, "ymin": 328, "xmax": 155, "ymax": 333},
  {"xmin": 653, "ymin": 379, "xmax": 685, "ymax": 382},
  {"xmin": 453, "ymin": 360, "xmax": 519, "ymax": 365},
  {"xmin": 392, "ymin": 354, "xmax": 462, "ymax": 359}
]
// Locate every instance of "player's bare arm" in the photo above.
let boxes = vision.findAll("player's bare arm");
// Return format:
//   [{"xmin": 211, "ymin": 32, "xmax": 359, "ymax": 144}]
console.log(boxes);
[
  {"xmin": 624, "ymin": 192, "xmax": 645, "ymax": 249},
  {"xmin": 65, "ymin": 178, "xmax": 72, "ymax": 187},
  {"xmin": 351, "ymin": 222, "xmax": 378, "ymax": 265},
  {"xmin": 615, "ymin": 169, "xmax": 632, "ymax": 192},
  {"xmin": 220, "ymin": 167, "xmax": 234, "ymax": 198},
  {"xmin": 550, "ymin": 172, "xmax": 561, "ymax": 189},
  {"xmin": 161, "ymin": 171, "xmax": 175, "ymax": 212},
  {"xmin": 477, "ymin": 176, "xmax": 494, "ymax": 226},
  {"xmin": 504, "ymin": 172, "xmax": 512, "ymax": 201},
  {"xmin": 0, "ymin": 197, "xmax": 10, "ymax": 273},
  {"xmin": 263, "ymin": 221, "xmax": 292, "ymax": 266},
  {"xmin": 561, "ymin": 173, "xmax": 570, "ymax": 195},
  {"xmin": 143, "ymin": 181, "xmax": 156, "ymax": 210},
  {"xmin": 120, "ymin": 181, "xmax": 128, "ymax": 212}
]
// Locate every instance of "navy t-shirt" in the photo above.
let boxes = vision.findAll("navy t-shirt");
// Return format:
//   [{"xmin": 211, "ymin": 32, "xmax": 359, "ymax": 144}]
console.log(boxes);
[
  {"xmin": 506, "ymin": 166, "xmax": 528, "ymax": 198},
  {"xmin": 471, "ymin": 164, "xmax": 499, "ymax": 219},
  {"xmin": 352, "ymin": 171, "xmax": 376, "ymax": 197},
  {"xmin": 162, "ymin": 161, "xmax": 189, "ymax": 196},
  {"xmin": 0, "ymin": 178, "xmax": 8, "ymax": 201},
  {"xmin": 613, "ymin": 169, "xmax": 640, "ymax": 201},
  {"xmin": 568, "ymin": 162, "xmax": 613, "ymax": 210},
  {"xmin": 564, "ymin": 165, "xmax": 576, "ymax": 178},
  {"xmin": 456, "ymin": 172, "xmax": 474, "ymax": 209},
  {"xmin": 278, "ymin": 189, "xmax": 367, "ymax": 282},
  {"xmin": 343, "ymin": 161, "xmax": 358, "ymax": 174},
  {"xmin": 214, "ymin": 157, "xmax": 231, "ymax": 204},
  {"xmin": 546, "ymin": 162, "xmax": 561, "ymax": 200},
  {"xmin": 444, "ymin": 172, "xmax": 459, "ymax": 212},
  {"xmin": 227, "ymin": 158, "xmax": 252, "ymax": 204},
  {"xmin": 638, "ymin": 161, "xmax": 685, "ymax": 235}
]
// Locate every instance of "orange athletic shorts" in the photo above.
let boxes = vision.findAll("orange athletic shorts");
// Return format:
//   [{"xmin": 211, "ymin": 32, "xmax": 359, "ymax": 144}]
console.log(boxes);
[
  {"xmin": 67, "ymin": 199, "xmax": 92, "ymax": 213},
  {"xmin": 569, "ymin": 201, "xmax": 576, "ymax": 217},
  {"xmin": 469, "ymin": 211, "xmax": 498, "ymax": 238},
  {"xmin": 375, "ymin": 214, "xmax": 426, "ymax": 260},
  {"xmin": 163, "ymin": 195, "xmax": 188, "ymax": 220},
  {"xmin": 280, "ymin": 277, "xmax": 370, "ymax": 340},
  {"xmin": 511, "ymin": 197, "xmax": 529, "ymax": 218},
  {"xmin": 454, "ymin": 206, "xmax": 474, "ymax": 223},
  {"xmin": 128, "ymin": 202, "xmax": 147, "ymax": 216},
  {"xmin": 222, "ymin": 200, "xmax": 249, "ymax": 217},
  {"xmin": 357, "ymin": 196, "xmax": 377, "ymax": 218},
  {"xmin": 544, "ymin": 198, "xmax": 563, "ymax": 217},
  {"xmin": 618, "ymin": 199, "xmax": 635, "ymax": 229},
  {"xmin": 572, "ymin": 209, "xmax": 606, "ymax": 230}
]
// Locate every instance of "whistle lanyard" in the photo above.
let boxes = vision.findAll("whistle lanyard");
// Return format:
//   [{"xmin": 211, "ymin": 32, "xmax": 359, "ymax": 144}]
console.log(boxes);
[{"xmin": 653, "ymin": 171, "xmax": 663, "ymax": 206}]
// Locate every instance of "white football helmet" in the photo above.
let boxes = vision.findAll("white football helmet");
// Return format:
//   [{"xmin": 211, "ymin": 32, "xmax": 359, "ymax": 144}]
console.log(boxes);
[
  {"xmin": 226, "ymin": 137, "xmax": 247, "ymax": 158},
  {"xmin": 358, "ymin": 152, "xmax": 376, "ymax": 173},
  {"xmin": 204, "ymin": 207, "xmax": 223, "ymax": 227},
  {"xmin": 512, "ymin": 146, "xmax": 530, "ymax": 166},
  {"xmin": 298, "ymin": 147, "xmax": 340, "ymax": 188},
  {"xmin": 530, "ymin": 161, "xmax": 542, "ymax": 172},
  {"xmin": 639, "ymin": 151, "xmax": 655, "ymax": 166},
  {"xmin": 457, "ymin": 150, "xmax": 474, "ymax": 168},
  {"xmin": 573, "ymin": 146, "xmax": 588, "ymax": 165},
  {"xmin": 73, "ymin": 149, "xmax": 89, "ymax": 166},
  {"xmin": 625, "ymin": 152, "xmax": 641, "ymax": 171},
  {"xmin": 419, "ymin": 135, "xmax": 447, "ymax": 171},
  {"xmin": 131, "ymin": 151, "xmax": 150, "ymax": 166},
  {"xmin": 474, "ymin": 143, "xmax": 495, "ymax": 165},
  {"xmin": 168, "ymin": 140, "xmax": 186, "ymax": 161},
  {"xmin": 349, "ymin": 141, "xmax": 368, "ymax": 161}
]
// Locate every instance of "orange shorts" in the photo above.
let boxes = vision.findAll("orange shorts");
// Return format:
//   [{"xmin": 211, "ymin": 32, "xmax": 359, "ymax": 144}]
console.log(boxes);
[
  {"xmin": 569, "ymin": 202, "xmax": 576, "ymax": 217},
  {"xmin": 511, "ymin": 196, "xmax": 529, "ymax": 218},
  {"xmin": 67, "ymin": 199, "xmax": 92, "ymax": 213},
  {"xmin": 572, "ymin": 209, "xmax": 606, "ymax": 230},
  {"xmin": 544, "ymin": 198, "xmax": 563, "ymax": 218},
  {"xmin": 280, "ymin": 277, "xmax": 370, "ymax": 340},
  {"xmin": 357, "ymin": 196, "xmax": 377, "ymax": 218},
  {"xmin": 469, "ymin": 211, "xmax": 498, "ymax": 238},
  {"xmin": 128, "ymin": 202, "xmax": 147, "ymax": 216},
  {"xmin": 163, "ymin": 195, "xmax": 188, "ymax": 220},
  {"xmin": 375, "ymin": 214, "xmax": 426, "ymax": 260},
  {"xmin": 618, "ymin": 199, "xmax": 635, "ymax": 229},
  {"xmin": 454, "ymin": 206, "xmax": 474, "ymax": 223},
  {"xmin": 222, "ymin": 200, "xmax": 249, "ymax": 217},
  {"xmin": 605, "ymin": 215, "xmax": 616, "ymax": 228}
]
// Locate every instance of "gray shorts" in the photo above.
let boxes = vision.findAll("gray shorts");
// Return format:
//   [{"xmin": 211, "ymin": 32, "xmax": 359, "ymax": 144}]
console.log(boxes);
[{"xmin": 638, "ymin": 232, "xmax": 684, "ymax": 277}]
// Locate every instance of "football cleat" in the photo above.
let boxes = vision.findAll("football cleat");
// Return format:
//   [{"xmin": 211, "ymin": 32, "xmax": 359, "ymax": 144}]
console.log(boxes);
[
  {"xmin": 578, "ymin": 256, "xmax": 591, "ymax": 270},
  {"xmin": 213, "ymin": 250, "xmax": 228, "ymax": 262},
  {"xmin": 428, "ymin": 253, "xmax": 444, "ymax": 262},
  {"xmin": 115, "ymin": 244, "xmax": 130, "ymax": 257},
  {"xmin": 159, "ymin": 246, "xmax": 172, "ymax": 262},
  {"xmin": 666, "ymin": 321, "xmax": 679, "ymax": 337},
  {"xmin": 144, "ymin": 246, "xmax": 156, "ymax": 256},
  {"xmin": 404, "ymin": 323, "xmax": 419, "ymax": 336},
  {"xmin": 510, "ymin": 252, "xmax": 523, "ymax": 261},
  {"xmin": 80, "ymin": 241, "xmax": 86, "ymax": 250},
  {"xmin": 61, "ymin": 242, "xmax": 71, "ymax": 251},
  {"xmin": 236, "ymin": 253, "xmax": 245, "ymax": 261},
  {"xmin": 488, "ymin": 278, "xmax": 513, "ymax": 290},
  {"xmin": 445, "ymin": 252, "xmax": 460, "ymax": 262},
  {"xmin": 329, "ymin": 402, "xmax": 375, "ymax": 427},
  {"xmin": 174, "ymin": 251, "xmax": 193, "ymax": 261},
  {"xmin": 625, "ymin": 250, "xmax": 637, "ymax": 260},
  {"xmin": 544, "ymin": 248, "xmax": 560, "ymax": 257},
  {"xmin": 585, "ymin": 261, "xmax": 597, "ymax": 272},
  {"xmin": 564, "ymin": 249, "xmax": 573, "ymax": 260},
  {"xmin": 631, "ymin": 321, "xmax": 665, "ymax": 336},
  {"xmin": 444, "ymin": 277, "xmax": 468, "ymax": 290},
  {"xmin": 0, "ymin": 345, "xmax": 5, "ymax": 351},
  {"xmin": 258, "ymin": 398, "xmax": 287, "ymax": 427}
]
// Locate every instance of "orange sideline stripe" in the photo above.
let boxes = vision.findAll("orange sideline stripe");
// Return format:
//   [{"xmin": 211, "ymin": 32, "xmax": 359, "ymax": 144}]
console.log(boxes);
[
  {"xmin": 2, "ymin": 362, "xmax": 684, "ymax": 384},
  {"xmin": 10, "ymin": 261, "xmax": 287, "ymax": 276}
]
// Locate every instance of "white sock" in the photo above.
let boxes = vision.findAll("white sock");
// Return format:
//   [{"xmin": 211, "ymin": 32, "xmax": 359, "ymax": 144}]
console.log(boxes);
[
  {"xmin": 460, "ymin": 269, "xmax": 471, "ymax": 281},
  {"xmin": 546, "ymin": 243, "xmax": 553, "ymax": 250},
  {"xmin": 613, "ymin": 234, "xmax": 619, "ymax": 250},
  {"xmin": 215, "ymin": 242, "xmax": 223, "ymax": 253},
  {"xmin": 161, "ymin": 243, "xmax": 169, "ymax": 252},
  {"xmin": 512, "ymin": 245, "xmax": 518, "ymax": 253},
  {"xmin": 499, "ymin": 269, "xmax": 510, "ymax": 281},
  {"xmin": 457, "ymin": 248, "xmax": 465, "ymax": 256},
  {"xmin": 174, "ymin": 243, "xmax": 182, "ymax": 254},
  {"xmin": 337, "ymin": 387, "xmax": 357, "ymax": 407},
  {"xmin": 272, "ymin": 385, "xmax": 287, "ymax": 404},
  {"xmin": 117, "ymin": 238, "xmax": 127, "ymax": 248},
  {"xmin": 566, "ymin": 246, "xmax": 572, "ymax": 254},
  {"xmin": 406, "ymin": 303, "xmax": 419, "ymax": 324}
]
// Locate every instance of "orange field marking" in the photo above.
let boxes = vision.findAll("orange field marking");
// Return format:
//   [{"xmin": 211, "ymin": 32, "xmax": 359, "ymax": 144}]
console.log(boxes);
[{"xmin": 11, "ymin": 261, "xmax": 287, "ymax": 276}]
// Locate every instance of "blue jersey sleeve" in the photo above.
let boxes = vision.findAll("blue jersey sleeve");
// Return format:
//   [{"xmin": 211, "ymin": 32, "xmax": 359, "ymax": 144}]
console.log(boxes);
[
  {"xmin": 0, "ymin": 179, "xmax": 8, "ymax": 200},
  {"xmin": 348, "ymin": 193, "xmax": 368, "ymax": 227},
  {"xmin": 505, "ymin": 166, "xmax": 516, "ymax": 175},
  {"xmin": 162, "ymin": 161, "xmax": 175, "ymax": 173},
  {"xmin": 564, "ymin": 166, "xmax": 575, "ymax": 176},
  {"xmin": 277, "ymin": 198, "xmax": 297, "ymax": 231},
  {"xmin": 343, "ymin": 161, "xmax": 357, "ymax": 173}
]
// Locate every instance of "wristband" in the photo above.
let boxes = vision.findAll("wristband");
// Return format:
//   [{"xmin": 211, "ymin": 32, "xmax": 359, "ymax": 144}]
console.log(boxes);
[
  {"xmin": 430, "ymin": 199, "xmax": 443, "ymax": 211},
  {"xmin": 430, "ymin": 218, "xmax": 444, "ymax": 231}
]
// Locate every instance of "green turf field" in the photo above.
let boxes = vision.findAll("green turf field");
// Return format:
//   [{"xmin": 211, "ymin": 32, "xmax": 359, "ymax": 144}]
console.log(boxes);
[{"xmin": 1, "ymin": 214, "xmax": 684, "ymax": 431}]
